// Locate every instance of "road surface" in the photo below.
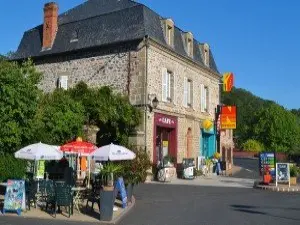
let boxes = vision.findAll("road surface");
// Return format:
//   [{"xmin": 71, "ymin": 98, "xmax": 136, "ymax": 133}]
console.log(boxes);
[
  {"xmin": 232, "ymin": 157, "xmax": 260, "ymax": 179},
  {"xmin": 1, "ymin": 183, "xmax": 300, "ymax": 225}
]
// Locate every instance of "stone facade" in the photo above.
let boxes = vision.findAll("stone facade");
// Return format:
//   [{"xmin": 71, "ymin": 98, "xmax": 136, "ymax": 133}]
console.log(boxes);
[
  {"xmin": 33, "ymin": 39, "xmax": 233, "ymax": 165},
  {"xmin": 144, "ymin": 43, "xmax": 220, "ymax": 163}
]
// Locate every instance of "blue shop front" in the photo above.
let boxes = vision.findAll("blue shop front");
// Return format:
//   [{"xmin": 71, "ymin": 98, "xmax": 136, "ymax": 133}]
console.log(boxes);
[{"xmin": 200, "ymin": 122, "xmax": 216, "ymax": 159}]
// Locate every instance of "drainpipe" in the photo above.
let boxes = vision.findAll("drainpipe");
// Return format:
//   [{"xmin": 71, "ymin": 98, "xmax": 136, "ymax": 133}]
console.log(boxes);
[{"xmin": 144, "ymin": 36, "xmax": 150, "ymax": 152}]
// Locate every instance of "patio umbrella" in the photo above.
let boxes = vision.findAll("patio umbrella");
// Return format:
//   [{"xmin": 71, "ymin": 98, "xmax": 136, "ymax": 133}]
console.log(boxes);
[
  {"xmin": 14, "ymin": 142, "xmax": 62, "ymax": 161},
  {"xmin": 60, "ymin": 138, "xmax": 97, "ymax": 156},
  {"xmin": 60, "ymin": 137, "xmax": 97, "ymax": 188},
  {"xmin": 91, "ymin": 143, "xmax": 136, "ymax": 161}
]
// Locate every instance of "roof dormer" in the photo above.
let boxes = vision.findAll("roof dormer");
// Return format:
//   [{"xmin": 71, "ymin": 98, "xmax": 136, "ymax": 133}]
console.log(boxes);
[
  {"xmin": 162, "ymin": 18, "xmax": 174, "ymax": 47},
  {"xmin": 184, "ymin": 32, "xmax": 193, "ymax": 58},
  {"xmin": 203, "ymin": 43, "xmax": 210, "ymax": 67}
]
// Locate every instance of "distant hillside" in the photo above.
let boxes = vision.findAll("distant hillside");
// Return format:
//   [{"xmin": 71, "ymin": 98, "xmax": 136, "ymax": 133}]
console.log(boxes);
[{"xmin": 221, "ymin": 87, "xmax": 300, "ymax": 152}]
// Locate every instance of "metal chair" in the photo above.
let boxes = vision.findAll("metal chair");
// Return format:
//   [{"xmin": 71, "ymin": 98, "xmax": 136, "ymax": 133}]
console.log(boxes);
[
  {"xmin": 55, "ymin": 182, "xmax": 72, "ymax": 218},
  {"xmin": 45, "ymin": 180, "xmax": 56, "ymax": 214},
  {"xmin": 85, "ymin": 178, "xmax": 102, "ymax": 211},
  {"xmin": 26, "ymin": 180, "xmax": 37, "ymax": 210}
]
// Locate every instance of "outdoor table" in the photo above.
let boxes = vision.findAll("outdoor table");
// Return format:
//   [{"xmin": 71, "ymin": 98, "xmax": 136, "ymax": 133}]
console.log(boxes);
[
  {"xmin": 72, "ymin": 187, "xmax": 86, "ymax": 213},
  {"xmin": 0, "ymin": 183, "xmax": 7, "ymax": 187}
]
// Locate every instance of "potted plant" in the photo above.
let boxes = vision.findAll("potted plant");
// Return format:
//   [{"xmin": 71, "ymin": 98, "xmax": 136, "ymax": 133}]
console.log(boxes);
[
  {"xmin": 121, "ymin": 147, "xmax": 152, "ymax": 203},
  {"xmin": 99, "ymin": 162, "xmax": 122, "ymax": 221},
  {"xmin": 290, "ymin": 165, "xmax": 298, "ymax": 185},
  {"xmin": 263, "ymin": 165, "xmax": 272, "ymax": 184}
]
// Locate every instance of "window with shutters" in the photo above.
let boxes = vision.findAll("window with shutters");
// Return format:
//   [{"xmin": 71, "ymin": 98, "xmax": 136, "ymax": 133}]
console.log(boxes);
[
  {"xmin": 184, "ymin": 78, "xmax": 193, "ymax": 108},
  {"xmin": 200, "ymin": 85, "xmax": 209, "ymax": 112},
  {"xmin": 162, "ymin": 69, "xmax": 173, "ymax": 103}
]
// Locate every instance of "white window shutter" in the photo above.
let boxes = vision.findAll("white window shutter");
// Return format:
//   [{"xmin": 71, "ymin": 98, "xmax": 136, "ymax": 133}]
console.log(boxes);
[
  {"xmin": 200, "ymin": 84, "xmax": 205, "ymax": 112},
  {"xmin": 173, "ymin": 73, "xmax": 177, "ymax": 105},
  {"xmin": 59, "ymin": 75, "xmax": 68, "ymax": 90},
  {"xmin": 162, "ymin": 68, "xmax": 168, "ymax": 102},
  {"xmin": 207, "ymin": 87, "xmax": 210, "ymax": 112},
  {"xmin": 183, "ymin": 77, "xmax": 188, "ymax": 107},
  {"xmin": 167, "ymin": 71, "xmax": 171, "ymax": 99},
  {"xmin": 192, "ymin": 81, "xmax": 195, "ymax": 110}
]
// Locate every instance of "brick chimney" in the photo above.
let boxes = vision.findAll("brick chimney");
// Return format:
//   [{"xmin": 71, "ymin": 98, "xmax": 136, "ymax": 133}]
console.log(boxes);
[{"xmin": 43, "ymin": 2, "xmax": 58, "ymax": 49}]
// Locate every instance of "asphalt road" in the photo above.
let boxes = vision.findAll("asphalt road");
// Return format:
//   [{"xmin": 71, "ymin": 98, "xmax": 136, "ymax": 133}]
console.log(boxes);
[
  {"xmin": 232, "ymin": 157, "xmax": 260, "ymax": 179},
  {"xmin": 1, "ymin": 183, "xmax": 300, "ymax": 225}
]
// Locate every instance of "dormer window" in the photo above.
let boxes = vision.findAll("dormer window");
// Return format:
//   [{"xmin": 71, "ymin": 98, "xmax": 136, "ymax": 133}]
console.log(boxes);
[
  {"xmin": 184, "ymin": 32, "xmax": 193, "ymax": 58},
  {"xmin": 203, "ymin": 43, "xmax": 210, "ymax": 67},
  {"xmin": 162, "ymin": 18, "xmax": 174, "ymax": 47}
]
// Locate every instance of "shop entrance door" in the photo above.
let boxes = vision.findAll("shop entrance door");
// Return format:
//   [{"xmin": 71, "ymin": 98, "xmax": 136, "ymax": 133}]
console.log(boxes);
[
  {"xmin": 202, "ymin": 134, "xmax": 209, "ymax": 158},
  {"xmin": 156, "ymin": 127, "xmax": 173, "ymax": 163}
]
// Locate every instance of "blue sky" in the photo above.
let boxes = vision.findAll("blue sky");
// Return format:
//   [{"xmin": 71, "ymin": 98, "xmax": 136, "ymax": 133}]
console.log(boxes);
[{"xmin": 0, "ymin": 0, "xmax": 299, "ymax": 109}]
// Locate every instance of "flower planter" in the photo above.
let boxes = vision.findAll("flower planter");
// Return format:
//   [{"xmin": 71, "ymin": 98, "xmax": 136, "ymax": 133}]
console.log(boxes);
[
  {"xmin": 100, "ymin": 186, "xmax": 115, "ymax": 221},
  {"xmin": 126, "ymin": 183, "xmax": 134, "ymax": 203},
  {"xmin": 290, "ymin": 177, "xmax": 297, "ymax": 185}
]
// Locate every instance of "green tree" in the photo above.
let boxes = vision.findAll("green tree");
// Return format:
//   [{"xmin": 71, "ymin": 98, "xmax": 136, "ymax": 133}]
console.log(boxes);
[
  {"xmin": 0, "ymin": 60, "xmax": 42, "ymax": 154},
  {"xmin": 252, "ymin": 104, "xmax": 300, "ymax": 152},
  {"xmin": 68, "ymin": 82, "xmax": 141, "ymax": 146},
  {"xmin": 241, "ymin": 139, "xmax": 264, "ymax": 152},
  {"xmin": 32, "ymin": 89, "xmax": 85, "ymax": 145},
  {"xmin": 222, "ymin": 87, "xmax": 274, "ymax": 147}
]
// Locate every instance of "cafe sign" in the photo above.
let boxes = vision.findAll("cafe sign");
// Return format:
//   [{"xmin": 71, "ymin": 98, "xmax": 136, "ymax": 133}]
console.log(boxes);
[
  {"xmin": 220, "ymin": 106, "xmax": 237, "ymax": 129},
  {"xmin": 155, "ymin": 113, "xmax": 177, "ymax": 128}
]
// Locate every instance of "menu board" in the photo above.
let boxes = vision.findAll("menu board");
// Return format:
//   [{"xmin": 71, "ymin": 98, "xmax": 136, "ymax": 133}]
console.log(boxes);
[
  {"xmin": 259, "ymin": 152, "xmax": 276, "ymax": 178},
  {"xmin": 276, "ymin": 163, "xmax": 290, "ymax": 186},
  {"xmin": 115, "ymin": 177, "xmax": 127, "ymax": 208},
  {"xmin": 3, "ymin": 180, "xmax": 25, "ymax": 216}
]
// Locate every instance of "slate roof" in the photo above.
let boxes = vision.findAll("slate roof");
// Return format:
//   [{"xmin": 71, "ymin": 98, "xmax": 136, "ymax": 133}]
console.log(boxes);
[{"xmin": 14, "ymin": 0, "xmax": 219, "ymax": 73}]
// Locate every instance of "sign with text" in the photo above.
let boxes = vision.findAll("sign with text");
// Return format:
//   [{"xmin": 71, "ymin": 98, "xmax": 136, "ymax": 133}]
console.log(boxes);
[
  {"xmin": 36, "ymin": 160, "xmax": 45, "ymax": 179},
  {"xmin": 220, "ymin": 106, "xmax": 237, "ymax": 129},
  {"xmin": 222, "ymin": 72, "xmax": 234, "ymax": 92},
  {"xmin": 115, "ymin": 177, "xmax": 127, "ymax": 208},
  {"xmin": 3, "ymin": 180, "xmax": 25, "ymax": 216},
  {"xmin": 259, "ymin": 152, "xmax": 276, "ymax": 179},
  {"xmin": 276, "ymin": 163, "xmax": 290, "ymax": 187},
  {"xmin": 155, "ymin": 113, "xmax": 177, "ymax": 128}
]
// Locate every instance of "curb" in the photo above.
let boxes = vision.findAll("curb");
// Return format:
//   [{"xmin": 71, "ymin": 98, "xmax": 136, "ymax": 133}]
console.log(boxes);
[
  {"xmin": 253, "ymin": 181, "xmax": 300, "ymax": 192},
  {"xmin": 108, "ymin": 196, "xmax": 135, "ymax": 225}
]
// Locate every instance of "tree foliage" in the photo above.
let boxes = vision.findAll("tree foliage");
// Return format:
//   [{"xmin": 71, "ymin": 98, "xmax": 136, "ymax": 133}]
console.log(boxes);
[
  {"xmin": 0, "ymin": 60, "xmax": 42, "ymax": 154},
  {"xmin": 0, "ymin": 154, "xmax": 27, "ymax": 182},
  {"xmin": 252, "ymin": 104, "xmax": 300, "ymax": 152},
  {"xmin": 241, "ymin": 139, "xmax": 264, "ymax": 152},
  {"xmin": 68, "ymin": 82, "xmax": 141, "ymax": 146},
  {"xmin": 32, "ymin": 89, "xmax": 85, "ymax": 145},
  {"xmin": 222, "ymin": 87, "xmax": 300, "ymax": 153},
  {"xmin": 222, "ymin": 87, "xmax": 274, "ymax": 147}
]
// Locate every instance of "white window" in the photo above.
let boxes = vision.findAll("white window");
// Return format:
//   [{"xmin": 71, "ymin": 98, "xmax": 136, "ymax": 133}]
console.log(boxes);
[
  {"xmin": 162, "ymin": 68, "xmax": 172, "ymax": 102},
  {"xmin": 200, "ymin": 84, "xmax": 209, "ymax": 112},
  {"xmin": 184, "ymin": 78, "xmax": 193, "ymax": 107},
  {"xmin": 58, "ymin": 75, "xmax": 68, "ymax": 90}
]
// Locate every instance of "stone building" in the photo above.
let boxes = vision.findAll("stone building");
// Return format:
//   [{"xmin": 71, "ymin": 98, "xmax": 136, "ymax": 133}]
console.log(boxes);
[{"xmin": 14, "ymin": 0, "xmax": 233, "ymax": 167}]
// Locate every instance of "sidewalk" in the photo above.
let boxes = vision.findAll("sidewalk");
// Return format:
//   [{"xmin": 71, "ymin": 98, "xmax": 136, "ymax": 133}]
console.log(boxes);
[
  {"xmin": 149, "ymin": 175, "xmax": 255, "ymax": 189},
  {"xmin": 0, "ymin": 197, "xmax": 135, "ymax": 224}
]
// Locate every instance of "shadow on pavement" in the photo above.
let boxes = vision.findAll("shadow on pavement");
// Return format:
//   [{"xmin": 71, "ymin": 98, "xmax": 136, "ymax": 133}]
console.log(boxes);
[{"xmin": 231, "ymin": 204, "xmax": 300, "ymax": 222}]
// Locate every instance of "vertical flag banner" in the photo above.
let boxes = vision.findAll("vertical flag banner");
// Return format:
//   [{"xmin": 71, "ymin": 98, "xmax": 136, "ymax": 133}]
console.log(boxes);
[
  {"xmin": 220, "ymin": 106, "xmax": 237, "ymax": 129},
  {"xmin": 223, "ymin": 72, "xmax": 234, "ymax": 92}
]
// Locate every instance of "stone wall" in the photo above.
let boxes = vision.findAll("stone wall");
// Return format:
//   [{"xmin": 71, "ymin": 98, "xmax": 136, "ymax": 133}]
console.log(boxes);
[
  {"xmin": 34, "ymin": 44, "xmax": 144, "ymax": 106},
  {"xmin": 145, "ymin": 44, "xmax": 221, "ymax": 163}
]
